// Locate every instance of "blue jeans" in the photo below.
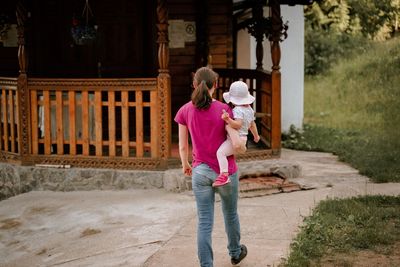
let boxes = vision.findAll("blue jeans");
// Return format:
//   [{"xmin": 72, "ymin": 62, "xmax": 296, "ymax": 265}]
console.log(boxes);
[{"xmin": 192, "ymin": 163, "xmax": 242, "ymax": 267}]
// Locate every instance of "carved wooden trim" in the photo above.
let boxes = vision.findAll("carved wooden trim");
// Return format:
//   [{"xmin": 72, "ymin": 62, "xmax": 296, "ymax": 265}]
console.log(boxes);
[
  {"xmin": 269, "ymin": 0, "xmax": 285, "ymax": 71},
  {"xmin": 17, "ymin": 74, "xmax": 30, "ymax": 157},
  {"xmin": 0, "ymin": 151, "xmax": 21, "ymax": 163},
  {"xmin": 156, "ymin": 0, "xmax": 171, "ymax": 164},
  {"xmin": 29, "ymin": 155, "xmax": 162, "ymax": 170},
  {"xmin": 236, "ymin": 149, "xmax": 275, "ymax": 162},
  {"xmin": 157, "ymin": 0, "xmax": 169, "ymax": 73},
  {"xmin": 0, "ymin": 78, "xmax": 18, "ymax": 89},
  {"xmin": 16, "ymin": 1, "xmax": 28, "ymax": 74},
  {"xmin": 28, "ymin": 78, "xmax": 157, "ymax": 88},
  {"xmin": 157, "ymin": 75, "xmax": 171, "ymax": 162}
]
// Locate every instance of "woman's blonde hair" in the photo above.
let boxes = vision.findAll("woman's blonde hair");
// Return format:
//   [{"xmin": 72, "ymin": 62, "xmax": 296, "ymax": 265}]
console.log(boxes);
[{"xmin": 191, "ymin": 67, "xmax": 218, "ymax": 110}]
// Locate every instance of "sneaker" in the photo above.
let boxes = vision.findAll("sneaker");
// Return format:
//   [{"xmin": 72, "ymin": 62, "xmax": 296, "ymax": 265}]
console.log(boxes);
[
  {"xmin": 212, "ymin": 173, "xmax": 231, "ymax": 187},
  {"xmin": 231, "ymin": 244, "xmax": 247, "ymax": 265}
]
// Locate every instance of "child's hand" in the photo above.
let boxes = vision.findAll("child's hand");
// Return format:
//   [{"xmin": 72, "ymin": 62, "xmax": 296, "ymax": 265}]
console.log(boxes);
[
  {"xmin": 254, "ymin": 134, "xmax": 260, "ymax": 143},
  {"xmin": 221, "ymin": 109, "xmax": 230, "ymax": 122}
]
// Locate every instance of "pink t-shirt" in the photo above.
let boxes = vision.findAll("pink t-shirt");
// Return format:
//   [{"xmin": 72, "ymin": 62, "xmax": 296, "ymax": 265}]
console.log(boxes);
[{"xmin": 174, "ymin": 100, "xmax": 238, "ymax": 175}]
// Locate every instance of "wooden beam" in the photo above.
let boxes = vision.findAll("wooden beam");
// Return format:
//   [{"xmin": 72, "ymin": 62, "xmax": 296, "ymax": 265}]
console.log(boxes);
[
  {"xmin": 56, "ymin": 91, "xmax": 64, "ymax": 154},
  {"xmin": 68, "ymin": 91, "xmax": 76, "ymax": 155},
  {"xmin": 269, "ymin": 0, "xmax": 282, "ymax": 154},
  {"xmin": 94, "ymin": 91, "xmax": 102, "ymax": 156},
  {"xmin": 121, "ymin": 91, "xmax": 129, "ymax": 157},
  {"xmin": 108, "ymin": 91, "xmax": 116, "ymax": 156},
  {"xmin": 30, "ymin": 90, "xmax": 38, "ymax": 154}
]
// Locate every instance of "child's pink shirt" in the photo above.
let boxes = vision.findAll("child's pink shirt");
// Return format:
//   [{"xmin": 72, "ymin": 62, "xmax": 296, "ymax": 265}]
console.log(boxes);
[{"xmin": 174, "ymin": 100, "xmax": 238, "ymax": 175}]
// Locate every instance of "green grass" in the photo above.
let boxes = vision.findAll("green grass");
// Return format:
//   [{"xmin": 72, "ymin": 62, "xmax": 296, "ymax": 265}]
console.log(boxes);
[
  {"xmin": 282, "ymin": 195, "xmax": 400, "ymax": 267},
  {"xmin": 282, "ymin": 37, "xmax": 400, "ymax": 266},
  {"xmin": 283, "ymin": 36, "xmax": 400, "ymax": 183}
]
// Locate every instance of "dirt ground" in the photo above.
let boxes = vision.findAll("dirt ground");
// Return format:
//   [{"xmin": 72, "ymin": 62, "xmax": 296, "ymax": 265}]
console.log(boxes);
[{"xmin": 315, "ymin": 242, "xmax": 400, "ymax": 267}]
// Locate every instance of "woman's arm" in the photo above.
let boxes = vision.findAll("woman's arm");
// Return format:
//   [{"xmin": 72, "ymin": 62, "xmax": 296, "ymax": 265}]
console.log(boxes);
[{"xmin": 178, "ymin": 124, "xmax": 192, "ymax": 176}]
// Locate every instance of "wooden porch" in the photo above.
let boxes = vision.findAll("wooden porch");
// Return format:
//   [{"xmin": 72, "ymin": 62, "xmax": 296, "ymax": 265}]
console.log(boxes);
[{"xmin": 0, "ymin": 0, "xmax": 286, "ymax": 170}]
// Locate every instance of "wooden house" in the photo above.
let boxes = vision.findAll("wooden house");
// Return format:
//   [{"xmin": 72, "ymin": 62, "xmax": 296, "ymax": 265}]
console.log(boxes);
[{"xmin": 0, "ymin": 0, "xmax": 310, "ymax": 170}]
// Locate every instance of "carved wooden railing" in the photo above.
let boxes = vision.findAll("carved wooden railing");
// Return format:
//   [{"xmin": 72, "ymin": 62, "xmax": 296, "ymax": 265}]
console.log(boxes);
[
  {"xmin": 214, "ymin": 68, "xmax": 273, "ymax": 150},
  {"xmin": 23, "ymin": 78, "xmax": 162, "ymax": 169},
  {"xmin": 0, "ymin": 77, "xmax": 21, "ymax": 162},
  {"xmin": 0, "ymin": 76, "xmax": 173, "ymax": 169}
]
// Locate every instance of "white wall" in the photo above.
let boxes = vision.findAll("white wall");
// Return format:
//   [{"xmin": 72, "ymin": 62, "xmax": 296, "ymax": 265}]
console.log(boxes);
[
  {"xmin": 236, "ymin": 5, "xmax": 304, "ymax": 132},
  {"xmin": 280, "ymin": 5, "xmax": 304, "ymax": 132}
]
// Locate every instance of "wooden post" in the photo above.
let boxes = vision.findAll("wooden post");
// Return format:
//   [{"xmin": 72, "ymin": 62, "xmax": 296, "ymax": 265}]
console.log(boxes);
[
  {"xmin": 269, "ymin": 0, "xmax": 282, "ymax": 155},
  {"xmin": 157, "ymin": 0, "xmax": 171, "ymax": 167},
  {"xmin": 16, "ymin": 1, "xmax": 31, "ymax": 162},
  {"xmin": 253, "ymin": 2, "xmax": 264, "ymax": 71}
]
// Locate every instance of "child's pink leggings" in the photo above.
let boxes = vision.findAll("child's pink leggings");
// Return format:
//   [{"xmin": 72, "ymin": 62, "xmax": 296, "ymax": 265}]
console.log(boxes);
[{"xmin": 217, "ymin": 135, "xmax": 247, "ymax": 173}]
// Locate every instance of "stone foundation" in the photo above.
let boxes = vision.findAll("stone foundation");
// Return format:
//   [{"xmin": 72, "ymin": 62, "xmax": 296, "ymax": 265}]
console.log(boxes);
[
  {"xmin": 0, "ymin": 160, "xmax": 301, "ymax": 201},
  {"xmin": 0, "ymin": 163, "xmax": 164, "ymax": 201}
]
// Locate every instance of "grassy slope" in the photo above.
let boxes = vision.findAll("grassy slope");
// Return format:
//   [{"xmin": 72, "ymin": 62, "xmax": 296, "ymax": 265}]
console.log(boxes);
[
  {"xmin": 293, "ymin": 37, "xmax": 400, "ymax": 182},
  {"xmin": 283, "ymin": 195, "xmax": 400, "ymax": 267}
]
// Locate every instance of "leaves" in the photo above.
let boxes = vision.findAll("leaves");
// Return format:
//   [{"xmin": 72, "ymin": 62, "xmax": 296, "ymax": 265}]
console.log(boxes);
[{"xmin": 304, "ymin": 0, "xmax": 400, "ymax": 74}]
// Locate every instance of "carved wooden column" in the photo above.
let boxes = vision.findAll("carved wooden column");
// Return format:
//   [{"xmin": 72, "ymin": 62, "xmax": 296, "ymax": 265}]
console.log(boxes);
[
  {"xmin": 245, "ymin": 0, "xmax": 266, "ymax": 71},
  {"xmin": 269, "ymin": 0, "xmax": 283, "ymax": 154},
  {"xmin": 156, "ymin": 0, "xmax": 171, "ymax": 166},
  {"xmin": 253, "ymin": 2, "xmax": 264, "ymax": 71},
  {"xmin": 16, "ymin": 1, "xmax": 31, "ymax": 162}
]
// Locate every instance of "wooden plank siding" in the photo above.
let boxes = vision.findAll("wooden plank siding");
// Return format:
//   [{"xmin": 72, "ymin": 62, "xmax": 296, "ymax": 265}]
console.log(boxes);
[
  {"xmin": 168, "ymin": 0, "xmax": 233, "ymax": 137},
  {"xmin": 208, "ymin": 0, "xmax": 233, "ymax": 68}
]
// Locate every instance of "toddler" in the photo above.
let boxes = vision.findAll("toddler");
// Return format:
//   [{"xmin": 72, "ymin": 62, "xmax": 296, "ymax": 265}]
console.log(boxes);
[{"xmin": 213, "ymin": 81, "xmax": 260, "ymax": 187}]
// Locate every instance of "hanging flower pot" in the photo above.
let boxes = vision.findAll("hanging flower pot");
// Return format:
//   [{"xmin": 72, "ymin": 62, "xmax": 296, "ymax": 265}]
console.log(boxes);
[
  {"xmin": 71, "ymin": 22, "xmax": 97, "ymax": 45},
  {"xmin": 71, "ymin": 0, "xmax": 97, "ymax": 46}
]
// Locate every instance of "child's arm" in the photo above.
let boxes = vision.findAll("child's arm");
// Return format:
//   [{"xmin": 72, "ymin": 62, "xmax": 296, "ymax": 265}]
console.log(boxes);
[
  {"xmin": 249, "ymin": 120, "xmax": 260, "ymax": 143},
  {"xmin": 178, "ymin": 124, "xmax": 192, "ymax": 176},
  {"xmin": 221, "ymin": 109, "xmax": 242, "ymax": 130}
]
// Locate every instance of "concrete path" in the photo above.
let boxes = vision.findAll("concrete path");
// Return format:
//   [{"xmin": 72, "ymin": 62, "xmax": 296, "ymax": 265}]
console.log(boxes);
[{"xmin": 1, "ymin": 149, "xmax": 400, "ymax": 267}]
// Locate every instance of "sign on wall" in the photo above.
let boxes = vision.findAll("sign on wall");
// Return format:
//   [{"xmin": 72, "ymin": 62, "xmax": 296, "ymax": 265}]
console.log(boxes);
[{"xmin": 168, "ymin": 20, "xmax": 196, "ymax": 48}]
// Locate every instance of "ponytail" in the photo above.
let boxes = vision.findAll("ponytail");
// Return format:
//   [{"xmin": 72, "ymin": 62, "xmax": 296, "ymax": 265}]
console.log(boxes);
[{"xmin": 191, "ymin": 67, "xmax": 218, "ymax": 110}]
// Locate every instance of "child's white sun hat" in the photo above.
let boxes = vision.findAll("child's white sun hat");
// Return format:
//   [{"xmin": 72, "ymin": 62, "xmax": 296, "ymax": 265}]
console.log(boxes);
[{"xmin": 223, "ymin": 81, "xmax": 255, "ymax": 105}]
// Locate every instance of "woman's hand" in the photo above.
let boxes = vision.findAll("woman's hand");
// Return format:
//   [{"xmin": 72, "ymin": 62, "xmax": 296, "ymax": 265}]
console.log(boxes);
[
  {"xmin": 182, "ymin": 162, "xmax": 192, "ymax": 176},
  {"xmin": 254, "ymin": 134, "xmax": 260, "ymax": 143}
]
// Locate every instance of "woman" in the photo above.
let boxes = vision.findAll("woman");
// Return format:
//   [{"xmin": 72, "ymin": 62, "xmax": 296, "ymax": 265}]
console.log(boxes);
[{"xmin": 174, "ymin": 67, "xmax": 247, "ymax": 267}]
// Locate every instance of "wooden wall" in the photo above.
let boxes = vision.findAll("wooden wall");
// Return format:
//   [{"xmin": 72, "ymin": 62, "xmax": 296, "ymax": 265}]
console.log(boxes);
[
  {"xmin": 208, "ymin": 0, "xmax": 233, "ymax": 68},
  {"xmin": 0, "ymin": 1, "xmax": 19, "ymax": 76},
  {"xmin": 168, "ymin": 0, "xmax": 233, "ymax": 137},
  {"xmin": 26, "ymin": 0, "xmax": 157, "ymax": 78}
]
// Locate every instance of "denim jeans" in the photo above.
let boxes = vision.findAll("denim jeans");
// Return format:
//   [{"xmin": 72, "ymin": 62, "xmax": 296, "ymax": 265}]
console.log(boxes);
[{"xmin": 192, "ymin": 163, "xmax": 242, "ymax": 267}]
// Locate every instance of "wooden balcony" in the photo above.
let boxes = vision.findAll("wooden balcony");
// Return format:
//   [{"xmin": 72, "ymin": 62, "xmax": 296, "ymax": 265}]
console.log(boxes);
[
  {"xmin": 0, "ymin": 77, "xmax": 19, "ymax": 161},
  {"xmin": 0, "ymin": 0, "xmax": 283, "ymax": 170},
  {"xmin": 0, "ymin": 76, "xmax": 171, "ymax": 169},
  {"xmin": 1, "ymin": 67, "xmax": 278, "ymax": 170}
]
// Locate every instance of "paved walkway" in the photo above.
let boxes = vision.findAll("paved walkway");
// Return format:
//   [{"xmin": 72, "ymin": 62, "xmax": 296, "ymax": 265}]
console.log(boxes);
[{"xmin": 1, "ymin": 149, "xmax": 400, "ymax": 267}]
